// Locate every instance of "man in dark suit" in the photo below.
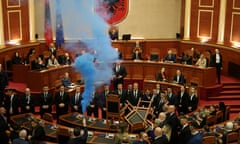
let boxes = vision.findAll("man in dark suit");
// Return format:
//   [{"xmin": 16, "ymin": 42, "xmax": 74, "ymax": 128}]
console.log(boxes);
[
  {"xmin": 166, "ymin": 87, "xmax": 177, "ymax": 106},
  {"xmin": 114, "ymin": 83, "xmax": 127, "ymax": 107},
  {"xmin": 0, "ymin": 107, "xmax": 10, "ymax": 144},
  {"xmin": 20, "ymin": 88, "xmax": 35, "ymax": 114},
  {"xmin": 132, "ymin": 48, "xmax": 142, "ymax": 60},
  {"xmin": 67, "ymin": 117, "xmax": 88, "ymax": 144},
  {"xmin": 55, "ymin": 85, "xmax": 69, "ymax": 122},
  {"xmin": 29, "ymin": 120, "xmax": 46, "ymax": 144},
  {"xmin": 173, "ymin": 69, "xmax": 185, "ymax": 85},
  {"xmin": 99, "ymin": 84, "xmax": 111, "ymax": 119},
  {"xmin": 39, "ymin": 85, "xmax": 53, "ymax": 118},
  {"xmin": 210, "ymin": 48, "xmax": 222, "ymax": 84},
  {"xmin": 4, "ymin": 89, "xmax": 19, "ymax": 118},
  {"xmin": 177, "ymin": 86, "xmax": 189, "ymax": 114},
  {"xmin": 87, "ymin": 89, "xmax": 100, "ymax": 117},
  {"xmin": 0, "ymin": 64, "xmax": 8, "ymax": 101},
  {"xmin": 178, "ymin": 116, "xmax": 191, "ymax": 144},
  {"xmin": 166, "ymin": 105, "xmax": 180, "ymax": 144},
  {"xmin": 127, "ymin": 82, "xmax": 142, "ymax": 106},
  {"xmin": 188, "ymin": 87, "xmax": 198, "ymax": 113},
  {"xmin": 164, "ymin": 49, "xmax": 176, "ymax": 63},
  {"xmin": 112, "ymin": 61, "xmax": 127, "ymax": 90},
  {"xmin": 70, "ymin": 86, "xmax": 82, "ymax": 113},
  {"xmin": 152, "ymin": 127, "xmax": 168, "ymax": 144}
]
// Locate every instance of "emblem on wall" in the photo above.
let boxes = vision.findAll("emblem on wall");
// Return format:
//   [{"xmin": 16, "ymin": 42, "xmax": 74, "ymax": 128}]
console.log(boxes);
[{"xmin": 96, "ymin": 0, "xmax": 129, "ymax": 25}]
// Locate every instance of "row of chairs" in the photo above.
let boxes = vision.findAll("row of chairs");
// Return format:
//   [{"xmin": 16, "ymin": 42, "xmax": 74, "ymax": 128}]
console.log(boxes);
[{"xmin": 203, "ymin": 131, "xmax": 240, "ymax": 144}]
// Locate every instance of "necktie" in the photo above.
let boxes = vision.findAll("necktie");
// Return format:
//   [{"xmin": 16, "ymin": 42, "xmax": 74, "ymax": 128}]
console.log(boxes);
[
  {"xmin": 27, "ymin": 96, "xmax": 30, "ymax": 104},
  {"xmin": 44, "ymin": 93, "xmax": 47, "ymax": 102},
  {"xmin": 134, "ymin": 90, "xmax": 137, "ymax": 98},
  {"xmin": 10, "ymin": 95, "xmax": 13, "ymax": 114}
]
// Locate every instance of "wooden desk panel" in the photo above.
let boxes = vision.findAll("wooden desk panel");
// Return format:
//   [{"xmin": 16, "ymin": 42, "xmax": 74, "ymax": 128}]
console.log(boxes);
[
  {"xmin": 26, "ymin": 65, "xmax": 78, "ymax": 92},
  {"xmin": 12, "ymin": 64, "xmax": 30, "ymax": 83},
  {"xmin": 122, "ymin": 60, "xmax": 216, "ymax": 87}
]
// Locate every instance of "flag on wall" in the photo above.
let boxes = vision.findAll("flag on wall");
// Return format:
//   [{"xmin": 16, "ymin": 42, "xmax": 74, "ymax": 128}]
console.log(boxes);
[
  {"xmin": 44, "ymin": 0, "xmax": 53, "ymax": 46},
  {"xmin": 55, "ymin": 0, "xmax": 64, "ymax": 48}
]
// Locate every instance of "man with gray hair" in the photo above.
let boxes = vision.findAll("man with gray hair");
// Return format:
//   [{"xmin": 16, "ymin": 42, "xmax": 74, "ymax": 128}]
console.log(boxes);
[{"xmin": 13, "ymin": 129, "xmax": 29, "ymax": 144}]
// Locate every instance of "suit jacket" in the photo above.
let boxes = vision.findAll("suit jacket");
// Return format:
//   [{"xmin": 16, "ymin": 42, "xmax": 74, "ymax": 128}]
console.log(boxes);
[
  {"xmin": 210, "ymin": 54, "xmax": 222, "ymax": 67},
  {"xmin": 178, "ymin": 125, "xmax": 191, "ymax": 144},
  {"xmin": 167, "ymin": 93, "xmax": 178, "ymax": 106},
  {"xmin": 173, "ymin": 74, "xmax": 185, "ymax": 85},
  {"xmin": 156, "ymin": 72, "xmax": 167, "ymax": 81},
  {"xmin": 4, "ymin": 94, "xmax": 19, "ymax": 116},
  {"xmin": 177, "ymin": 91, "xmax": 189, "ymax": 114},
  {"xmin": 187, "ymin": 133, "xmax": 202, "ymax": 144},
  {"xmin": 39, "ymin": 92, "xmax": 53, "ymax": 114},
  {"xmin": 166, "ymin": 112, "xmax": 180, "ymax": 144},
  {"xmin": 188, "ymin": 94, "xmax": 198, "ymax": 112},
  {"xmin": 114, "ymin": 89, "xmax": 127, "ymax": 104},
  {"xmin": 70, "ymin": 92, "xmax": 82, "ymax": 112},
  {"xmin": 12, "ymin": 138, "xmax": 29, "ymax": 144},
  {"xmin": 0, "ymin": 70, "xmax": 8, "ymax": 90},
  {"xmin": 127, "ymin": 89, "xmax": 142, "ymax": 106},
  {"xmin": 164, "ymin": 54, "xmax": 176, "ymax": 63},
  {"xmin": 152, "ymin": 135, "xmax": 169, "ymax": 144},
  {"xmin": 132, "ymin": 52, "xmax": 142, "ymax": 60},
  {"xmin": 113, "ymin": 65, "xmax": 127, "ymax": 79},
  {"xmin": 0, "ymin": 114, "xmax": 9, "ymax": 144},
  {"xmin": 31, "ymin": 125, "xmax": 46, "ymax": 144},
  {"xmin": 55, "ymin": 91, "xmax": 69, "ymax": 114},
  {"xmin": 67, "ymin": 127, "xmax": 88, "ymax": 144},
  {"xmin": 20, "ymin": 95, "xmax": 35, "ymax": 113}
]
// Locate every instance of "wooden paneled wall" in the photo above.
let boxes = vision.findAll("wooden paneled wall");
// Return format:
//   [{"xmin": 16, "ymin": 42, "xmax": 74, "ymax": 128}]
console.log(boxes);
[
  {"xmin": 1, "ymin": 0, "xmax": 29, "ymax": 42},
  {"xmin": 190, "ymin": 0, "xmax": 220, "ymax": 43}
]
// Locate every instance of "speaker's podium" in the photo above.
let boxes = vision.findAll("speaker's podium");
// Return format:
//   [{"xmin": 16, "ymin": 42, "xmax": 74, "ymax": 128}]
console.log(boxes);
[{"xmin": 124, "ymin": 98, "xmax": 153, "ymax": 133}]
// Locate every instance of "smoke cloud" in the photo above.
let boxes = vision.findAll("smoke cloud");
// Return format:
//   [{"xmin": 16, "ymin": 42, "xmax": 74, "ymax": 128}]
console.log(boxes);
[{"xmin": 54, "ymin": 0, "xmax": 118, "ymax": 113}]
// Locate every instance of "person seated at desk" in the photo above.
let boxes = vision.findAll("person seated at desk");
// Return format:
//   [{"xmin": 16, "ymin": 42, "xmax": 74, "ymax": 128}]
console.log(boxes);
[
  {"xmin": 47, "ymin": 54, "xmax": 59, "ymax": 68},
  {"xmin": 195, "ymin": 53, "xmax": 207, "ymax": 68},
  {"xmin": 12, "ymin": 52, "xmax": 23, "ymax": 64},
  {"xmin": 31, "ymin": 56, "xmax": 46, "ymax": 70},
  {"xmin": 67, "ymin": 118, "xmax": 88, "ymax": 144},
  {"xmin": 62, "ymin": 72, "xmax": 73, "ymax": 87},
  {"xmin": 180, "ymin": 52, "xmax": 192, "ymax": 65},
  {"xmin": 132, "ymin": 48, "xmax": 142, "ymax": 60},
  {"xmin": 164, "ymin": 49, "xmax": 176, "ymax": 63},
  {"xmin": 58, "ymin": 53, "xmax": 72, "ymax": 65},
  {"xmin": 173, "ymin": 69, "xmax": 185, "ymax": 85},
  {"xmin": 156, "ymin": 67, "xmax": 167, "ymax": 81}
]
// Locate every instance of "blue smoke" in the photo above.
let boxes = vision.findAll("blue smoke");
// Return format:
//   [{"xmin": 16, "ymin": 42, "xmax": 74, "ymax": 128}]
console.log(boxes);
[{"xmin": 54, "ymin": 0, "xmax": 118, "ymax": 113}]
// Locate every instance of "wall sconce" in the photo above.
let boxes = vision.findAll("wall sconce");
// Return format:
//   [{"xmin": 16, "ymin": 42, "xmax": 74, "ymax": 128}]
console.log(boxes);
[
  {"xmin": 199, "ymin": 37, "xmax": 210, "ymax": 43},
  {"xmin": 7, "ymin": 39, "xmax": 20, "ymax": 45},
  {"xmin": 231, "ymin": 41, "xmax": 240, "ymax": 48}
]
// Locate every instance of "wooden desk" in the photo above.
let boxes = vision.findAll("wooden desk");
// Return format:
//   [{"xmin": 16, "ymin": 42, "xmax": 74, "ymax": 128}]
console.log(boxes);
[
  {"xmin": 122, "ymin": 60, "xmax": 216, "ymax": 87},
  {"xmin": 10, "ymin": 113, "xmax": 136, "ymax": 144},
  {"xmin": 59, "ymin": 112, "xmax": 118, "ymax": 132},
  {"xmin": 12, "ymin": 64, "xmax": 30, "ymax": 83},
  {"xmin": 25, "ymin": 65, "xmax": 79, "ymax": 91}
]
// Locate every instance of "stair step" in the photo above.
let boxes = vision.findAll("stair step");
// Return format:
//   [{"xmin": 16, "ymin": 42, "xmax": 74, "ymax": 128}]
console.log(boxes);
[
  {"xmin": 222, "ymin": 82, "xmax": 240, "ymax": 86},
  {"xmin": 222, "ymin": 85, "xmax": 240, "ymax": 91},
  {"xmin": 219, "ymin": 91, "xmax": 240, "ymax": 96},
  {"xmin": 208, "ymin": 95, "xmax": 240, "ymax": 100}
]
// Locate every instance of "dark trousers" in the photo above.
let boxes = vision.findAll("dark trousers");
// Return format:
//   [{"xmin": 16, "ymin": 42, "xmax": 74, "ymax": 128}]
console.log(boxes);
[
  {"xmin": 87, "ymin": 106, "xmax": 98, "ymax": 117},
  {"xmin": 216, "ymin": 64, "xmax": 221, "ymax": 84}
]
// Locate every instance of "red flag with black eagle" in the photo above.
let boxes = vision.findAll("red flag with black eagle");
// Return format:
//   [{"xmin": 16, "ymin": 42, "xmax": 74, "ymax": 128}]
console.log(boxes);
[{"xmin": 44, "ymin": 0, "xmax": 53, "ymax": 46}]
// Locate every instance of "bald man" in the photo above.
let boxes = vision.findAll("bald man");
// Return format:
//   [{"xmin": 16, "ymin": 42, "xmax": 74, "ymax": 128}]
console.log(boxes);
[
  {"xmin": 20, "ymin": 88, "xmax": 35, "ymax": 114},
  {"xmin": 152, "ymin": 127, "xmax": 168, "ymax": 144}
]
